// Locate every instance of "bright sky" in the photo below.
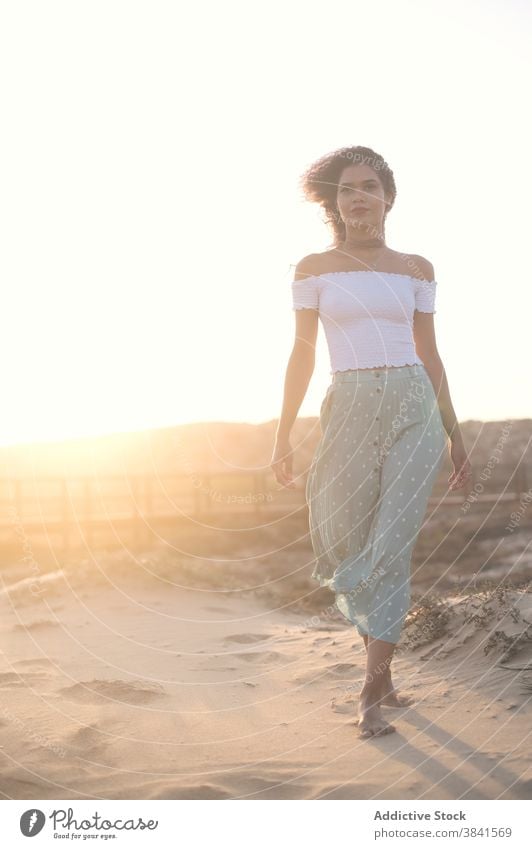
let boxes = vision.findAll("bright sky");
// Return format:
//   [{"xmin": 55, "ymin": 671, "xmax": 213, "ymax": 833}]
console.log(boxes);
[{"xmin": 1, "ymin": 0, "xmax": 530, "ymax": 447}]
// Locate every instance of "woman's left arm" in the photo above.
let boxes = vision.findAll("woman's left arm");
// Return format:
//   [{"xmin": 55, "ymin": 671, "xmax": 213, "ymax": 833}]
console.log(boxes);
[{"xmin": 412, "ymin": 259, "xmax": 472, "ymax": 490}]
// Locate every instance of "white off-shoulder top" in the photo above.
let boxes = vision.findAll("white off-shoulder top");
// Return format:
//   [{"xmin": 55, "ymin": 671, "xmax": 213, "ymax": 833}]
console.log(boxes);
[{"xmin": 291, "ymin": 270, "xmax": 437, "ymax": 374}]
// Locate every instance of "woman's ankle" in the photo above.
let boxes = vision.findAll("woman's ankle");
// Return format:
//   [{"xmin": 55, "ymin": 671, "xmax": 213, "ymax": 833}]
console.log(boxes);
[
  {"xmin": 360, "ymin": 682, "xmax": 382, "ymax": 702},
  {"xmin": 361, "ymin": 673, "xmax": 392, "ymax": 696}
]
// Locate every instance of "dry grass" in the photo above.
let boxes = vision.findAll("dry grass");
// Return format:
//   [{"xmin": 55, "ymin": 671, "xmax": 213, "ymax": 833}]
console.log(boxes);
[{"xmin": 399, "ymin": 592, "xmax": 454, "ymax": 651}]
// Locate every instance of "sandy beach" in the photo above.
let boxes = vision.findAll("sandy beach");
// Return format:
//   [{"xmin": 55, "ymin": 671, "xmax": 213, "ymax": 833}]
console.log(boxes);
[{"xmin": 1, "ymin": 541, "xmax": 531, "ymax": 801}]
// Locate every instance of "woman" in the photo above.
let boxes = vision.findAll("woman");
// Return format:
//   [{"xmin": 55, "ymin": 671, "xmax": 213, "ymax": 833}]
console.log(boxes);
[{"xmin": 271, "ymin": 146, "xmax": 472, "ymax": 739}]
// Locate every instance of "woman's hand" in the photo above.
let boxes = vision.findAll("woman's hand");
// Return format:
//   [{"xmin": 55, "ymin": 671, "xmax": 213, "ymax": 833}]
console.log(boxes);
[
  {"xmin": 271, "ymin": 439, "xmax": 296, "ymax": 489},
  {"xmin": 447, "ymin": 437, "xmax": 472, "ymax": 491}
]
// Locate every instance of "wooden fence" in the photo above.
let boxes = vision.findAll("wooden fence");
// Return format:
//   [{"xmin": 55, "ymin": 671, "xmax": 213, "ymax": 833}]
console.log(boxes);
[{"xmin": 0, "ymin": 463, "xmax": 530, "ymax": 553}]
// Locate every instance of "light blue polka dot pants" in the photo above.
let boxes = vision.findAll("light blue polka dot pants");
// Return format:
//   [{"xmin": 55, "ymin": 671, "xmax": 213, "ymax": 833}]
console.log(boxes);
[{"xmin": 306, "ymin": 364, "xmax": 448, "ymax": 644}]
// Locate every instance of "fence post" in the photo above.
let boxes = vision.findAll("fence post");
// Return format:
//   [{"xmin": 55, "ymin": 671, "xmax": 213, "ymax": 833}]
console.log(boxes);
[
  {"xmin": 515, "ymin": 463, "xmax": 528, "ymax": 499},
  {"xmin": 255, "ymin": 472, "xmax": 262, "ymax": 517},
  {"xmin": 131, "ymin": 476, "xmax": 140, "ymax": 546},
  {"xmin": 84, "ymin": 478, "xmax": 92, "ymax": 549},
  {"xmin": 62, "ymin": 478, "xmax": 69, "ymax": 554},
  {"xmin": 144, "ymin": 475, "xmax": 152, "ymax": 546},
  {"xmin": 203, "ymin": 475, "xmax": 211, "ymax": 518},
  {"xmin": 14, "ymin": 478, "xmax": 21, "ymax": 525}
]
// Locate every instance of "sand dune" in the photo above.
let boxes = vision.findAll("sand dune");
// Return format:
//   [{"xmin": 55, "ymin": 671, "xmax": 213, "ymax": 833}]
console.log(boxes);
[{"xmin": 0, "ymin": 549, "xmax": 531, "ymax": 800}]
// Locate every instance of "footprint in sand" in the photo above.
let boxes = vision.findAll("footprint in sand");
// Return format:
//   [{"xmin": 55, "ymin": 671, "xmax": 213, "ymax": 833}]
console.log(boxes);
[
  {"xmin": 327, "ymin": 662, "xmax": 358, "ymax": 676},
  {"xmin": 0, "ymin": 671, "xmax": 52, "ymax": 689},
  {"xmin": 12, "ymin": 658, "xmax": 57, "ymax": 668},
  {"xmin": 66, "ymin": 721, "xmax": 110, "ymax": 756},
  {"xmin": 147, "ymin": 783, "xmax": 232, "ymax": 800},
  {"xmin": 234, "ymin": 651, "xmax": 281, "ymax": 664},
  {"xmin": 292, "ymin": 661, "xmax": 359, "ymax": 687},
  {"xmin": 58, "ymin": 679, "xmax": 167, "ymax": 705},
  {"xmin": 331, "ymin": 694, "xmax": 357, "ymax": 714},
  {"xmin": 224, "ymin": 634, "xmax": 273, "ymax": 644}
]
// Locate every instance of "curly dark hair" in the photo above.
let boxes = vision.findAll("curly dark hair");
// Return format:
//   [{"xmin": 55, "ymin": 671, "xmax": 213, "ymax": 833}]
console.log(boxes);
[{"xmin": 299, "ymin": 146, "xmax": 397, "ymax": 247}]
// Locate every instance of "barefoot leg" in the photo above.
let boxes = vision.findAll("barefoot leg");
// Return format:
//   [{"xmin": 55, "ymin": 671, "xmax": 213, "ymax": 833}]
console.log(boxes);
[
  {"xmin": 360, "ymin": 632, "xmax": 414, "ymax": 707},
  {"xmin": 356, "ymin": 636, "xmax": 397, "ymax": 737},
  {"xmin": 378, "ymin": 672, "xmax": 416, "ymax": 707}
]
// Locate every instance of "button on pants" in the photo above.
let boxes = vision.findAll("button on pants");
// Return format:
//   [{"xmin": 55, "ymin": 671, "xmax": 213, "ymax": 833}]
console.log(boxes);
[{"xmin": 306, "ymin": 364, "xmax": 448, "ymax": 644}]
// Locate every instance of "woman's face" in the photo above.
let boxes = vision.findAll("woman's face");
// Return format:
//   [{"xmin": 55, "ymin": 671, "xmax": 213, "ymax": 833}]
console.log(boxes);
[{"xmin": 336, "ymin": 163, "xmax": 389, "ymax": 232}]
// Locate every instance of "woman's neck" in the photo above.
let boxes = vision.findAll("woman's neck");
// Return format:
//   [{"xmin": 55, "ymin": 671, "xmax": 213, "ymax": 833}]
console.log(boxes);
[
  {"xmin": 339, "ymin": 229, "xmax": 386, "ymax": 250},
  {"xmin": 338, "ymin": 237, "xmax": 386, "ymax": 252}
]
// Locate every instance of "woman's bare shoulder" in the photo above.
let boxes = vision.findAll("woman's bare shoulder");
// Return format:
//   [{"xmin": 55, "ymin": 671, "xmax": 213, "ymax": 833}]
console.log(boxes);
[
  {"xmin": 399, "ymin": 252, "xmax": 435, "ymax": 282},
  {"xmin": 292, "ymin": 253, "xmax": 322, "ymax": 281},
  {"xmin": 292, "ymin": 250, "xmax": 336, "ymax": 280}
]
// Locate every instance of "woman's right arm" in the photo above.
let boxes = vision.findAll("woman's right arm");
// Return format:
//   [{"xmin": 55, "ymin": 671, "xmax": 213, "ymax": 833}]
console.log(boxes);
[{"xmin": 271, "ymin": 257, "xmax": 320, "ymax": 488}]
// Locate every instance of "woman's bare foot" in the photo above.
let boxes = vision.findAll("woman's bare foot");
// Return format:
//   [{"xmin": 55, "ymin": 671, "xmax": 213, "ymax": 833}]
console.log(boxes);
[
  {"xmin": 378, "ymin": 674, "xmax": 415, "ymax": 708},
  {"xmin": 356, "ymin": 686, "xmax": 396, "ymax": 738}
]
